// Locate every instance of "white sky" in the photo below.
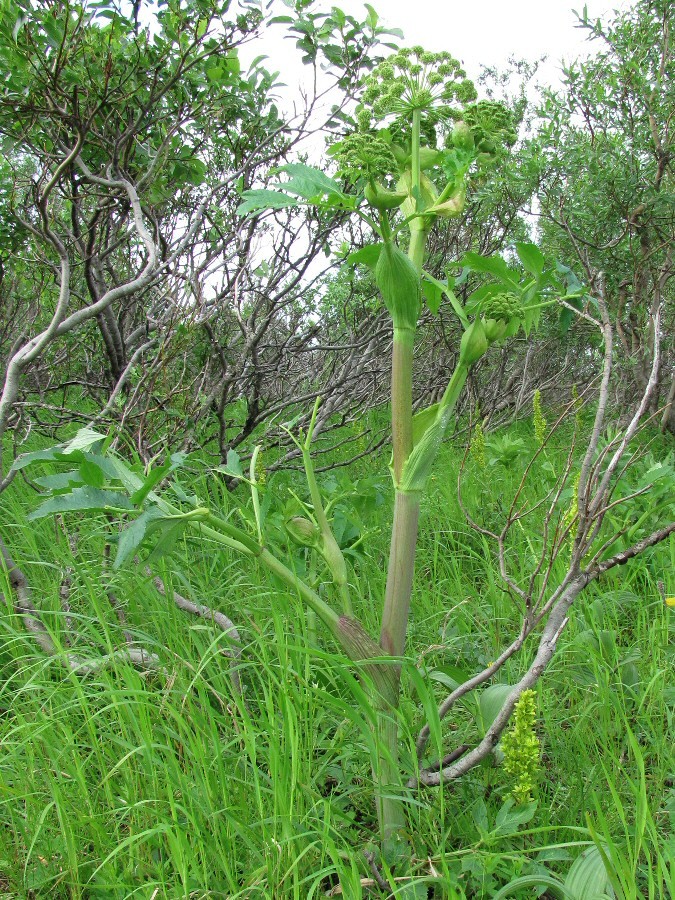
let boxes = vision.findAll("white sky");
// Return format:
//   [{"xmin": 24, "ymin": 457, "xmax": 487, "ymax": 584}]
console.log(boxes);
[{"xmin": 240, "ymin": 0, "xmax": 633, "ymax": 102}]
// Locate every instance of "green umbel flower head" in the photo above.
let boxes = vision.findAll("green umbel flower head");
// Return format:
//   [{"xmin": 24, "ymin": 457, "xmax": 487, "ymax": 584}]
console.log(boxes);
[
  {"xmin": 357, "ymin": 46, "xmax": 477, "ymax": 130},
  {"xmin": 332, "ymin": 132, "xmax": 399, "ymax": 184},
  {"xmin": 456, "ymin": 100, "xmax": 517, "ymax": 153},
  {"xmin": 483, "ymin": 291, "xmax": 521, "ymax": 322},
  {"xmin": 482, "ymin": 292, "xmax": 521, "ymax": 342}
]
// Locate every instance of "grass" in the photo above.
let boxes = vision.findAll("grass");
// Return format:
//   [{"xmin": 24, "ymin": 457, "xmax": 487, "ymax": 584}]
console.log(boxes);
[{"xmin": 0, "ymin": 420, "xmax": 673, "ymax": 898}]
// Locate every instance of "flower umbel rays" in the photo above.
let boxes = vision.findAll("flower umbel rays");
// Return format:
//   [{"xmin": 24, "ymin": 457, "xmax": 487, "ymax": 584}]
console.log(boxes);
[{"xmin": 357, "ymin": 46, "xmax": 477, "ymax": 130}]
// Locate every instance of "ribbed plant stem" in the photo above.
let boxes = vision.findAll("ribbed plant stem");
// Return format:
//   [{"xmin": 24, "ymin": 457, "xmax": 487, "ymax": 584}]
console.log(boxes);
[
  {"xmin": 373, "ymin": 120, "xmax": 428, "ymax": 839},
  {"xmin": 375, "ymin": 707, "xmax": 406, "ymax": 838}
]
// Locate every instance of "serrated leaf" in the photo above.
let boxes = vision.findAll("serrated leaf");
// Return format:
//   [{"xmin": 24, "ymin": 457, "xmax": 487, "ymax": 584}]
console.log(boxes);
[
  {"xmin": 10, "ymin": 447, "xmax": 84, "ymax": 472},
  {"xmin": 62, "ymin": 428, "xmax": 107, "ymax": 454},
  {"xmin": 494, "ymin": 798, "xmax": 538, "ymax": 834},
  {"xmin": 364, "ymin": 3, "xmax": 379, "ymax": 28},
  {"xmin": 28, "ymin": 487, "xmax": 134, "ymax": 520},
  {"xmin": 78, "ymin": 459, "xmax": 105, "ymax": 489},
  {"xmin": 114, "ymin": 507, "xmax": 166, "ymax": 569},
  {"xmin": 462, "ymin": 251, "xmax": 514, "ymax": 284},
  {"xmin": 237, "ymin": 189, "xmax": 298, "ymax": 216},
  {"xmin": 216, "ymin": 448, "xmax": 244, "ymax": 480},
  {"xmin": 515, "ymin": 242, "xmax": 545, "ymax": 277},
  {"xmin": 422, "ymin": 278, "xmax": 442, "ymax": 315},
  {"xmin": 471, "ymin": 797, "xmax": 489, "ymax": 833},
  {"xmin": 34, "ymin": 470, "xmax": 83, "ymax": 491},
  {"xmin": 274, "ymin": 162, "xmax": 344, "ymax": 201}
]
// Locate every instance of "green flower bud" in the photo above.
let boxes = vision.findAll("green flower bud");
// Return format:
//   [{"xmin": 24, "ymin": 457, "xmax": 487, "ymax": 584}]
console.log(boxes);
[
  {"xmin": 451, "ymin": 121, "xmax": 474, "ymax": 151},
  {"xmin": 356, "ymin": 109, "xmax": 371, "ymax": 131},
  {"xmin": 375, "ymin": 241, "xmax": 421, "ymax": 331},
  {"xmin": 483, "ymin": 317, "xmax": 508, "ymax": 342},
  {"xmin": 398, "ymin": 170, "xmax": 439, "ymax": 220},
  {"xmin": 428, "ymin": 182, "xmax": 466, "ymax": 218},
  {"xmin": 364, "ymin": 180, "xmax": 407, "ymax": 210},
  {"xmin": 418, "ymin": 146, "xmax": 443, "ymax": 170},
  {"xmin": 285, "ymin": 517, "xmax": 320, "ymax": 548},
  {"xmin": 483, "ymin": 292, "xmax": 521, "ymax": 322},
  {"xmin": 459, "ymin": 318, "xmax": 488, "ymax": 366},
  {"xmin": 478, "ymin": 137, "xmax": 497, "ymax": 154}
]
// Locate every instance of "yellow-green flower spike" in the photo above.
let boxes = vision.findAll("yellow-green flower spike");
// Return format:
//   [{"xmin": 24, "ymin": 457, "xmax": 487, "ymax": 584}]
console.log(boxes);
[
  {"xmin": 533, "ymin": 389, "xmax": 547, "ymax": 446},
  {"xmin": 501, "ymin": 689, "xmax": 540, "ymax": 805}
]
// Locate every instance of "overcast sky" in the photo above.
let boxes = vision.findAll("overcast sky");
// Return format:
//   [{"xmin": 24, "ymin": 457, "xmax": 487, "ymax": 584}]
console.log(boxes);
[
  {"xmin": 239, "ymin": 0, "xmax": 632, "ymax": 101},
  {"xmin": 332, "ymin": 0, "xmax": 630, "ymax": 78}
]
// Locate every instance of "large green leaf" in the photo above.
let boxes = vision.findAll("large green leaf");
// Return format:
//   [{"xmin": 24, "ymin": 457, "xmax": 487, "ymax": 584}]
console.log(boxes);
[
  {"xmin": 28, "ymin": 486, "xmax": 134, "ymax": 520},
  {"xmin": 114, "ymin": 507, "xmax": 166, "ymax": 569},
  {"xmin": 215, "ymin": 448, "xmax": 244, "ymax": 480},
  {"xmin": 461, "ymin": 252, "xmax": 518, "ymax": 287},
  {"xmin": 515, "ymin": 242, "xmax": 545, "ymax": 277},
  {"xmin": 61, "ymin": 428, "xmax": 107, "ymax": 454},
  {"xmin": 565, "ymin": 847, "xmax": 612, "ymax": 899},
  {"xmin": 493, "ymin": 797, "xmax": 538, "ymax": 835},
  {"xmin": 273, "ymin": 162, "xmax": 344, "ymax": 201},
  {"xmin": 236, "ymin": 189, "xmax": 298, "ymax": 216},
  {"xmin": 346, "ymin": 243, "xmax": 382, "ymax": 271},
  {"xmin": 477, "ymin": 683, "xmax": 513, "ymax": 737}
]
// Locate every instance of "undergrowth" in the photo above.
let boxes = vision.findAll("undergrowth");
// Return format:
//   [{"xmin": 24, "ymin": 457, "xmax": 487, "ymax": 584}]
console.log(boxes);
[{"xmin": 0, "ymin": 421, "xmax": 672, "ymax": 898}]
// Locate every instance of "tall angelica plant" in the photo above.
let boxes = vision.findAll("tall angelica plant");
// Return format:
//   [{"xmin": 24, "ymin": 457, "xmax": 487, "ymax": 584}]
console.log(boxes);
[{"xmin": 3, "ymin": 46, "xmax": 673, "ymax": 858}]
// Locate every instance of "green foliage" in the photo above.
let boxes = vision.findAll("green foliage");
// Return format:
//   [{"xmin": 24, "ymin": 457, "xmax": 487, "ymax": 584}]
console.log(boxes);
[
  {"xmin": 1, "ymin": 424, "xmax": 672, "ymax": 895},
  {"xmin": 470, "ymin": 416, "xmax": 487, "ymax": 469}
]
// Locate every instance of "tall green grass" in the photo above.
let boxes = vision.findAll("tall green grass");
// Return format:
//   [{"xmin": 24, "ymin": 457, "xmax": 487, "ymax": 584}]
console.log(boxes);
[{"xmin": 0, "ymin": 426, "xmax": 672, "ymax": 897}]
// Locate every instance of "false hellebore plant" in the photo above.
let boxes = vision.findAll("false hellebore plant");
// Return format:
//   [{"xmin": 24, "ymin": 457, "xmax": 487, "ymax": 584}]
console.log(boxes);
[{"xmin": 6, "ymin": 46, "xmax": 673, "ymax": 860}]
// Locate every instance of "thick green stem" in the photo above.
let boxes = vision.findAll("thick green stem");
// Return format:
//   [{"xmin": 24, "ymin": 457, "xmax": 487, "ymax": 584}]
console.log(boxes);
[
  {"xmin": 391, "ymin": 328, "xmax": 415, "ymax": 484},
  {"xmin": 411, "ymin": 109, "xmax": 421, "ymax": 204},
  {"xmin": 372, "ymin": 128, "xmax": 430, "ymax": 839},
  {"xmin": 379, "ymin": 491, "xmax": 421, "ymax": 662},
  {"xmin": 375, "ymin": 707, "xmax": 407, "ymax": 838}
]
